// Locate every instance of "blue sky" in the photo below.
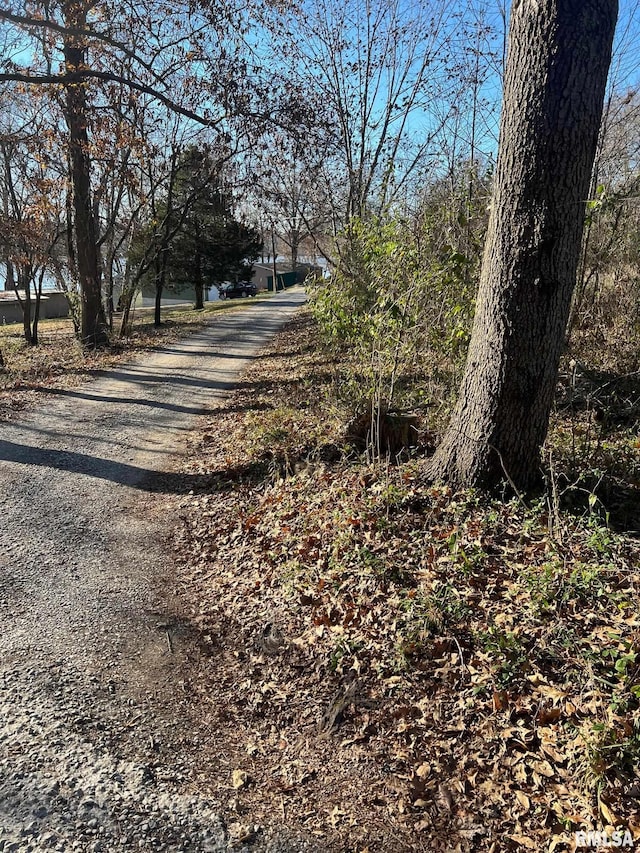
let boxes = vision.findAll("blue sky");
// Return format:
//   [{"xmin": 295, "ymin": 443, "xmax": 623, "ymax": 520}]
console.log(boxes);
[{"xmin": 463, "ymin": 0, "xmax": 640, "ymax": 157}]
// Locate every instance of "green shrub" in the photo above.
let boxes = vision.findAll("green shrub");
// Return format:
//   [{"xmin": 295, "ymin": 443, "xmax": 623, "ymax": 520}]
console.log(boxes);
[{"xmin": 309, "ymin": 215, "xmax": 477, "ymax": 451}]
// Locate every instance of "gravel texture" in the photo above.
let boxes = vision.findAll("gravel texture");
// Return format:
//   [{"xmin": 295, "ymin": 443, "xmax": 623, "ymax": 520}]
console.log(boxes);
[{"xmin": 0, "ymin": 290, "xmax": 323, "ymax": 852}]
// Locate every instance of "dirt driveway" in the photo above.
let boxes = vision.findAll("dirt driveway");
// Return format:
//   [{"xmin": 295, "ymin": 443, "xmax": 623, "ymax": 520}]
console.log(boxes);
[{"xmin": 0, "ymin": 289, "xmax": 319, "ymax": 852}]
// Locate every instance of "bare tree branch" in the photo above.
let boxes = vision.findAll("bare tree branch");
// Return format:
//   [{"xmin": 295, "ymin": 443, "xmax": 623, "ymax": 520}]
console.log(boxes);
[
  {"xmin": 0, "ymin": 69, "xmax": 224, "ymax": 128},
  {"xmin": 0, "ymin": 8, "xmax": 166, "ymax": 85}
]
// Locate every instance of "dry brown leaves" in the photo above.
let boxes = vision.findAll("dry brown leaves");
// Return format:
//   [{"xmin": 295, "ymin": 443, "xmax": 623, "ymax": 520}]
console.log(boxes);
[{"xmin": 171, "ymin": 312, "xmax": 640, "ymax": 852}]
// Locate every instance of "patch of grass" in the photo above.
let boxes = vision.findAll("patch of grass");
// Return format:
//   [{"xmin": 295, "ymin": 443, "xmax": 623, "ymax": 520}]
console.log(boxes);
[
  {"xmin": 244, "ymin": 406, "xmax": 301, "ymax": 454},
  {"xmin": 521, "ymin": 559, "xmax": 611, "ymax": 614},
  {"xmin": 578, "ymin": 715, "xmax": 640, "ymax": 793},
  {"xmin": 476, "ymin": 626, "xmax": 530, "ymax": 688},
  {"xmin": 444, "ymin": 527, "xmax": 488, "ymax": 574},
  {"xmin": 395, "ymin": 584, "xmax": 470, "ymax": 667}
]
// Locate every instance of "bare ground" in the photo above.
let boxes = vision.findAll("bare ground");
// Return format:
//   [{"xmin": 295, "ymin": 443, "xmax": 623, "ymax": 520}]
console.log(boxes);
[{"xmin": 0, "ymin": 289, "xmax": 322, "ymax": 852}]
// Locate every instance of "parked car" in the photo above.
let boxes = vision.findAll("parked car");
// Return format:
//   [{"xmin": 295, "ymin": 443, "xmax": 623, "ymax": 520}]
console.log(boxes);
[{"xmin": 218, "ymin": 281, "xmax": 257, "ymax": 299}]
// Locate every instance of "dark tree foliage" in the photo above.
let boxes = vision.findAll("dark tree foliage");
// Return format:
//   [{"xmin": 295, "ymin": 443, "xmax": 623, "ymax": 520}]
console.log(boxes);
[{"xmin": 162, "ymin": 147, "xmax": 262, "ymax": 310}]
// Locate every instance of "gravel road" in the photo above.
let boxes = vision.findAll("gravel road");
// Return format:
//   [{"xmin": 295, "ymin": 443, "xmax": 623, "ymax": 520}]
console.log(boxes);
[{"xmin": 0, "ymin": 290, "xmax": 321, "ymax": 853}]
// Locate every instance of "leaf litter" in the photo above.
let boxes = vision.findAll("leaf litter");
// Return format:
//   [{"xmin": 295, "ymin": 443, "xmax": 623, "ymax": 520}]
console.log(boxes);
[{"xmin": 171, "ymin": 311, "xmax": 640, "ymax": 852}]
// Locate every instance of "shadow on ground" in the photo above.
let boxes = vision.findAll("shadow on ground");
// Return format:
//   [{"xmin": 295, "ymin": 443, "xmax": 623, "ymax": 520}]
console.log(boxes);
[
  {"xmin": 557, "ymin": 473, "xmax": 640, "ymax": 536},
  {"xmin": 0, "ymin": 438, "xmax": 272, "ymax": 495}
]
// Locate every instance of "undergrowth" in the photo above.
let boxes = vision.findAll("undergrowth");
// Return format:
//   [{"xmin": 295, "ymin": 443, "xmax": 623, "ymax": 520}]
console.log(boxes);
[{"xmin": 174, "ymin": 310, "xmax": 640, "ymax": 852}]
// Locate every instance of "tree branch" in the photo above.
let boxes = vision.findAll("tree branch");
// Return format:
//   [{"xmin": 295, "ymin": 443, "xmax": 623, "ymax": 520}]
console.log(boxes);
[
  {"xmin": 0, "ymin": 70, "xmax": 224, "ymax": 128},
  {"xmin": 0, "ymin": 8, "xmax": 166, "ymax": 85}
]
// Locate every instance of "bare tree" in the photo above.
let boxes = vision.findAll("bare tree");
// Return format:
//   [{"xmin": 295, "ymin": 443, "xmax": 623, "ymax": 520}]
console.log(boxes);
[
  {"xmin": 281, "ymin": 0, "xmax": 467, "ymax": 227},
  {"xmin": 245, "ymin": 132, "xmax": 332, "ymax": 271},
  {"xmin": 0, "ymin": 0, "xmax": 250, "ymax": 346},
  {"xmin": 0, "ymin": 111, "xmax": 67, "ymax": 345}
]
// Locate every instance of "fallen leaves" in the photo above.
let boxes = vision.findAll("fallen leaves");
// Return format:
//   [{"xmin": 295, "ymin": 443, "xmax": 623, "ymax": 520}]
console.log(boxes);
[
  {"xmin": 231, "ymin": 769, "xmax": 251, "ymax": 790},
  {"xmin": 170, "ymin": 312, "xmax": 640, "ymax": 852}
]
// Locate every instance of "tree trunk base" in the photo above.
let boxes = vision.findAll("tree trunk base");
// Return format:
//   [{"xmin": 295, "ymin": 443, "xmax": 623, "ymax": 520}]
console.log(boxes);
[
  {"xmin": 81, "ymin": 329, "xmax": 111, "ymax": 350},
  {"xmin": 423, "ymin": 436, "xmax": 543, "ymax": 495}
]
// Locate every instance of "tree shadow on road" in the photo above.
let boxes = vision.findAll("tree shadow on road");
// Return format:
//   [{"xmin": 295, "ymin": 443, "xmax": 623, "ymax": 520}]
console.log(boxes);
[
  {"xmin": 26, "ymin": 386, "xmax": 215, "ymax": 415},
  {"xmin": 0, "ymin": 438, "xmax": 269, "ymax": 495}
]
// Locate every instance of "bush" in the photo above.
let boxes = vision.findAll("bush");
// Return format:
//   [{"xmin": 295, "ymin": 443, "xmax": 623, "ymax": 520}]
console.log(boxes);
[{"xmin": 309, "ymin": 214, "xmax": 477, "ymax": 452}]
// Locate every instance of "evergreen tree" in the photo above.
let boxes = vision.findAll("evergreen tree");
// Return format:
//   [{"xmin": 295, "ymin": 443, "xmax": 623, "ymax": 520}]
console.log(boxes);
[{"xmin": 164, "ymin": 147, "xmax": 262, "ymax": 310}]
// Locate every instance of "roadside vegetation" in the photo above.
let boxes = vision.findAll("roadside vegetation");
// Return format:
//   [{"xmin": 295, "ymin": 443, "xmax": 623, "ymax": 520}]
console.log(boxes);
[
  {"xmin": 167, "ymin": 91, "xmax": 640, "ymax": 847},
  {"xmin": 171, "ymin": 299, "xmax": 640, "ymax": 850}
]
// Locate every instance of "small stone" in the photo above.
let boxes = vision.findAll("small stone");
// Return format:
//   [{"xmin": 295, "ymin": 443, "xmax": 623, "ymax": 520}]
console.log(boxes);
[{"xmin": 228, "ymin": 822, "xmax": 255, "ymax": 844}]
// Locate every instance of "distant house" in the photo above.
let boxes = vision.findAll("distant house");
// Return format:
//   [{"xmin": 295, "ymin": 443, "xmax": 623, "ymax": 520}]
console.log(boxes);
[
  {"xmin": 0, "ymin": 290, "xmax": 70, "ymax": 325},
  {"xmin": 252, "ymin": 262, "xmax": 320, "ymax": 292},
  {"xmin": 137, "ymin": 282, "xmax": 220, "ymax": 308}
]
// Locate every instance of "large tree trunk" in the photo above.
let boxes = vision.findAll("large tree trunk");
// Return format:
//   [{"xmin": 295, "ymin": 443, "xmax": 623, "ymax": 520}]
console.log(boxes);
[
  {"xmin": 426, "ymin": 0, "xmax": 617, "ymax": 491},
  {"xmin": 64, "ymin": 5, "xmax": 109, "ymax": 349}
]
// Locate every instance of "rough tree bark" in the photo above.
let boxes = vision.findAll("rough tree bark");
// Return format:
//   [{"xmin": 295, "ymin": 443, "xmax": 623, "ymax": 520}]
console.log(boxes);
[
  {"xmin": 64, "ymin": 2, "xmax": 109, "ymax": 348},
  {"xmin": 426, "ymin": 0, "xmax": 618, "ymax": 491}
]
